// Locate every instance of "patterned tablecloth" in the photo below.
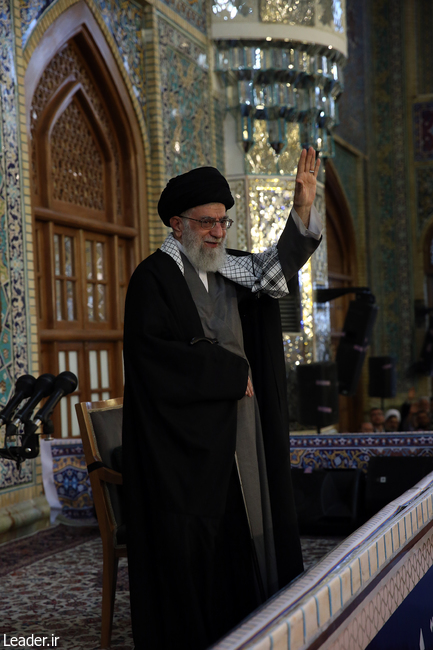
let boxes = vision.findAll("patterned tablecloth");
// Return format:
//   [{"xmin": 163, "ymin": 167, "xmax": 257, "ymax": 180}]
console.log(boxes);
[
  {"xmin": 40, "ymin": 433, "xmax": 433, "ymax": 521},
  {"xmin": 290, "ymin": 432, "xmax": 433, "ymax": 472},
  {"xmin": 41, "ymin": 439, "xmax": 96, "ymax": 525}
]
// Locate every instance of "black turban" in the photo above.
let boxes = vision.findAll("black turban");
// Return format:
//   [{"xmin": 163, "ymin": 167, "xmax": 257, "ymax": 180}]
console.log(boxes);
[{"xmin": 158, "ymin": 167, "xmax": 235, "ymax": 226}]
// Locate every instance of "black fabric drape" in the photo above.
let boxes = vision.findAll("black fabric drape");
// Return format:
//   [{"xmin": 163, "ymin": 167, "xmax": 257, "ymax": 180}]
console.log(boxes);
[{"xmin": 123, "ymin": 243, "xmax": 307, "ymax": 650}]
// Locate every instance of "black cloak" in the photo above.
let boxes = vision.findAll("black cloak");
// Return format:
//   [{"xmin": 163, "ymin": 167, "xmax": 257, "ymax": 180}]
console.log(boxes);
[{"xmin": 122, "ymin": 223, "xmax": 319, "ymax": 650}]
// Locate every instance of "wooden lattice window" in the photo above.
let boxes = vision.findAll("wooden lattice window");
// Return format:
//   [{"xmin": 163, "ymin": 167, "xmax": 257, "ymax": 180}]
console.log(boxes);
[{"xmin": 50, "ymin": 99, "xmax": 105, "ymax": 211}]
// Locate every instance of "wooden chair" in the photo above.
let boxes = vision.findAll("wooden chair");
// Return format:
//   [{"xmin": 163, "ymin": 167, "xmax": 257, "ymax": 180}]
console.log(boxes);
[{"xmin": 75, "ymin": 397, "xmax": 126, "ymax": 649}]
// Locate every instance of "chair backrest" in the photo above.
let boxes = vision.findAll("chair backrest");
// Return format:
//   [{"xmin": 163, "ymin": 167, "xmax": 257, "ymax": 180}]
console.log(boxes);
[{"xmin": 75, "ymin": 397, "xmax": 125, "ymax": 547}]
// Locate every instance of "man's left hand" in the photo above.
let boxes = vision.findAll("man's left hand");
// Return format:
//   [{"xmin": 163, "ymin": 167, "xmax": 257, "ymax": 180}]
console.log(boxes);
[{"xmin": 293, "ymin": 146, "xmax": 320, "ymax": 228}]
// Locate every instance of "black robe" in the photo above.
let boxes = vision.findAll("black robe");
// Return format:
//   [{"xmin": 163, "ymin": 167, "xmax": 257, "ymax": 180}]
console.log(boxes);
[{"xmin": 123, "ymin": 223, "xmax": 319, "ymax": 650}]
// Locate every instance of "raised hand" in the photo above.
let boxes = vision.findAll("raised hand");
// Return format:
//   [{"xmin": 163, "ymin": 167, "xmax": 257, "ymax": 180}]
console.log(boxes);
[{"xmin": 293, "ymin": 147, "xmax": 320, "ymax": 227}]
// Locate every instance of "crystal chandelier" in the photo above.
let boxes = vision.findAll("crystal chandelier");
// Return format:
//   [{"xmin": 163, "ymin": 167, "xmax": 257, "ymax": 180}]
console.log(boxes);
[{"xmin": 215, "ymin": 40, "xmax": 344, "ymax": 158}]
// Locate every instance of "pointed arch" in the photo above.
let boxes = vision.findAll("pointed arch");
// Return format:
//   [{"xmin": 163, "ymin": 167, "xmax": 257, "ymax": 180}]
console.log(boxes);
[
  {"xmin": 25, "ymin": 0, "xmax": 148, "ymax": 254},
  {"xmin": 34, "ymin": 81, "xmax": 116, "ymax": 214},
  {"xmin": 24, "ymin": 1, "xmax": 148, "ymax": 436}
]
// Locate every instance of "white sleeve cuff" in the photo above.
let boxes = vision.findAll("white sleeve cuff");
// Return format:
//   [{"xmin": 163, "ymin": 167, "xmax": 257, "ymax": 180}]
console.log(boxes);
[{"xmin": 291, "ymin": 205, "xmax": 323, "ymax": 240}]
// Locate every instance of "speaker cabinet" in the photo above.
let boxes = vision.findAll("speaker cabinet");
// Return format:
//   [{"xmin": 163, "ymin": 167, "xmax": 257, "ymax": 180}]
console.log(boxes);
[
  {"xmin": 365, "ymin": 456, "xmax": 433, "ymax": 518},
  {"xmin": 292, "ymin": 468, "xmax": 364, "ymax": 535},
  {"xmin": 336, "ymin": 300, "xmax": 378, "ymax": 396},
  {"xmin": 297, "ymin": 362, "xmax": 339, "ymax": 430},
  {"xmin": 368, "ymin": 356, "xmax": 397, "ymax": 398}
]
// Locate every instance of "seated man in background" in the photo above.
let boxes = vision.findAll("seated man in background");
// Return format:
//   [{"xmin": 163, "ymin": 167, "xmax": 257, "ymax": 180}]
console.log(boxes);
[
  {"xmin": 415, "ymin": 409, "xmax": 433, "ymax": 431},
  {"xmin": 400, "ymin": 397, "xmax": 430, "ymax": 431},
  {"xmin": 370, "ymin": 407, "xmax": 385, "ymax": 432},
  {"xmin": 384, "ymin": 409, "xmax": 401, "ymax": 432}
]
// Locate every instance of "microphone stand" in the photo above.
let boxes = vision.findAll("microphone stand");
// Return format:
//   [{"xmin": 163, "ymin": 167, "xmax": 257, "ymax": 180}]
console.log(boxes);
[
  {"xmin": 0, "ymin": 420, "xmax": 41, "ymax": 470},
  {"xmin": 0, "ymin": 370, "xmax": 77, "ymax": 469},
  {"xmin": 0, "ymin": 418, "xmax": 54, "ymax": 470}
]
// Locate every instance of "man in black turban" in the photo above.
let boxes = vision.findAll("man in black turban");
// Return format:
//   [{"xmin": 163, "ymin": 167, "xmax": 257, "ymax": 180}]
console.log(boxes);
[{"xmin": 123, "ymin": 148, "xmax": 322, "ymax": 650}]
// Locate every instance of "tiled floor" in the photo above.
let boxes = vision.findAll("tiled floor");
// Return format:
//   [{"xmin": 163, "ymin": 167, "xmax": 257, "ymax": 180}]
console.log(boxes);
[{"xmin": 0, "ymin": 526, "xmax": 342, "ymax": 650}]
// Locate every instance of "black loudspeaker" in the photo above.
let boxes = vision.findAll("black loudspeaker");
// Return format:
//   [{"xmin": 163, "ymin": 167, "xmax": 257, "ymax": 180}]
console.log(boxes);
[
  {"xmin": 292, "ymin": 468, "xmax": 364, "ymax": 535},
  {"xmin": 297, "ymin": 362, "xmax": 339, "ymax": 430},
  {"xmin": 336, "ymin": 300, "xmax": 378, "ymax": 396},
  {"xmin": 365, "ymin": 457, "xmax": 433, "ymax": 518},
  {"xmin": 368, "ymin": 356, "xmax": 397, "ymax": 398}
]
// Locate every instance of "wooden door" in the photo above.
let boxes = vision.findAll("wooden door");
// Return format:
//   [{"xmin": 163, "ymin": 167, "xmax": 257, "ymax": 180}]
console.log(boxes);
[{"xmin": 30, "ymin": 36, "xmax": 139, "ymax": 437}]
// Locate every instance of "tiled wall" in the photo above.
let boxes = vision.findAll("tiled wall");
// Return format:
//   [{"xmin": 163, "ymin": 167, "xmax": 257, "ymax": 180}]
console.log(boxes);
[
  {"xmin": 0, "ymin": 0, "xmax": 214, "ymax": 502},
  {"xmin": 157, "ymin": 0, "xmax": 207, "ymax": 33},
  {"xmin": 158, "ymin": 15, "xmax": 213, "ymax": 179},
  {"xmin": 335, "ymin": 0, "xmax": 413, "ymax": 394},
  {"xmin": 0, "ymin": 0, "xmax": 35, "ymax": 495}
]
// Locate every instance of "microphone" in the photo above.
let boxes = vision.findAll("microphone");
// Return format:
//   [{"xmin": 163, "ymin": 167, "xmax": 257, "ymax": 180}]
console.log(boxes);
[
  {"xmin": 0, "ymin": 375, "xmax": 36, "ymax": 425},
  {"xmin": 12, "ymin": 373, "xmax": 56, "ymax": 427},
  {"xmin": 32, "ymin": 371, "xmax": 78, "ymax": 427}
]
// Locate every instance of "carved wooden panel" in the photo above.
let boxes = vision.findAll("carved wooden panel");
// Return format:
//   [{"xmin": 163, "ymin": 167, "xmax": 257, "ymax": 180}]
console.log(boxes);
[
  {"xmin": 31, "ymin": 42, "xmax": 121, "ymax": 218},
  {"xmin": 51, "ymin": 100, "xmax": 105, "ymax": 210}
]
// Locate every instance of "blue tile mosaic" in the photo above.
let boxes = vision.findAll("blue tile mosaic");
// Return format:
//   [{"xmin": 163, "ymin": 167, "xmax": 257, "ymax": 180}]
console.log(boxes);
[
  {"xmin": 20, "ymin": 0, "xmax": 53, "ymax": 48},
  {"xmin": 367, "ymin": 0, "xmax": 412, "ymax": 392},
  {"xmin": 214, "ymin": 97, "xmax": 225, "ymax": 173},
  {"xmin": 95, "ymin": 0, "xmax": 146, "ymax": 116},
  {"xmin": 159, "ymin": 0, "xmax": 206, "ymax": 33},
  {"xmin": 158, "ymin": 17, "xmax": 212, "ymax": 179},
  {"xmin": 0, "ymin": 0, "xmax": 32, "ymax": 489},
  {"xmin": 333, "ymin": 0, "xmax": 367, "ymax": 154},
  {"xmin": 50, "ymin": 440, "xmax": 96, "ymax": 523},
  {"xmin": 20, "ymin": 1, "xmax": 147, "ymax": 117},
  {"xmin": 291, "ymin": 433, "xmax": 433, "ymax": 473}
]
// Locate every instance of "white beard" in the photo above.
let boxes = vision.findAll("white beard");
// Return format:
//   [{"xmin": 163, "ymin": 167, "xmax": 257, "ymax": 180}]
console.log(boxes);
[{"xmin": 182, "ymin": 221, "xmax": 227, "ymax": 273}]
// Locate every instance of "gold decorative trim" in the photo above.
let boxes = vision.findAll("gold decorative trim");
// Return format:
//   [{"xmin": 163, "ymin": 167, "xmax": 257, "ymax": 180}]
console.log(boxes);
[
  {"xmin": 144, "ymin": 5, "xmax": 170, "ymax": 251},
  {"xmin": 22, "ymin": 0, "xmax": 80, "ymax": 64}
]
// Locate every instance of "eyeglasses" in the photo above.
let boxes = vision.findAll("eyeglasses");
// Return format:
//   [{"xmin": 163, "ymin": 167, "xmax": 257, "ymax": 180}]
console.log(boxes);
[{"xmin": 182, "ymin": 216, "xmax": 234, "ymax": 230}]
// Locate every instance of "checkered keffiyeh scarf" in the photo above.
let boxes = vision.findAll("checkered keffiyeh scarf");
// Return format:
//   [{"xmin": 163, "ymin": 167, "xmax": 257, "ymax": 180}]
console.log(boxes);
[{"xmin": 160, "ymin": 233, "xmax": 289, "ymax": 298}]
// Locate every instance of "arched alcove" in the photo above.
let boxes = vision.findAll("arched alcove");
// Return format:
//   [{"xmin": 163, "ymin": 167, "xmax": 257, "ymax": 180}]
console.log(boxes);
[{"xmin": 25, "ymin": 1, "xmax": 147, "ymax": 436}]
